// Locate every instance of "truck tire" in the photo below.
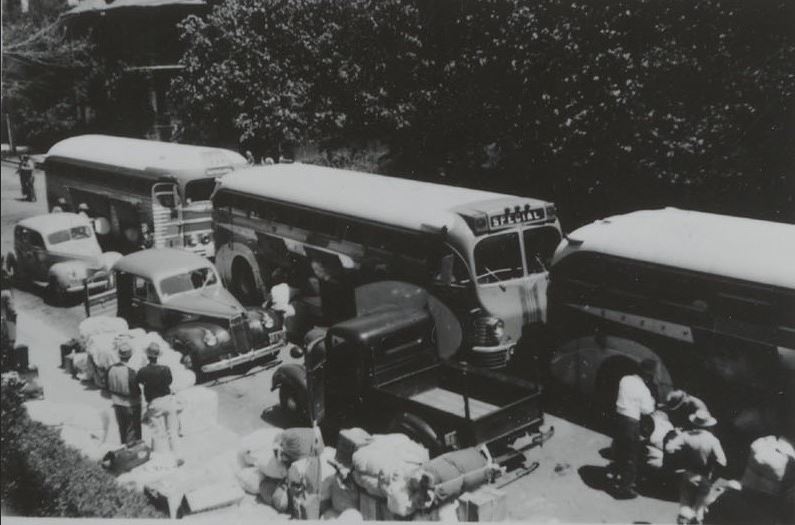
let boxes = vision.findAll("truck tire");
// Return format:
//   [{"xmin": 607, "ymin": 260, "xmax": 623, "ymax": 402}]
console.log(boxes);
[
  {"xmin": 48, "ymin": 277, "xmax": 67, "ymax": 306},
  {"xmin": 388, "ymin": 413, "xmax": 443, "ymax": 458},
  {"xmin": 231, "ymin": 258, "xmax": 261, "ymax": 306},
  {"xmin": 279, "ymin": 383, "xmax": 310, "ymax": 425}
]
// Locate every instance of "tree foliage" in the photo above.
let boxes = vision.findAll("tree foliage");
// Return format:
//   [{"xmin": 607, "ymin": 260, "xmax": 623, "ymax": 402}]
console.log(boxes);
[
  {"xmin": 171, "ymin": 0, "xmax": 794, "ymax": 224},
  {"xmin": 2, "ymin": 0, "xmax": 94, "ymax": 147}
]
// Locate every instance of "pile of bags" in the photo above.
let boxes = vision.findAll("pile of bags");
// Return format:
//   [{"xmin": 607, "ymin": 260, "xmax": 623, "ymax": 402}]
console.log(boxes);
[
  {"xmin": 742, "ymin": 435, "xmax": 795, "ymax": 496},
  {"xmin": 232, "ymin": 427, "xmax": 342, "ymax": 518},
  {"xmin": 77, "ymin": 317, "xmax": 196, "ymax": 392}
]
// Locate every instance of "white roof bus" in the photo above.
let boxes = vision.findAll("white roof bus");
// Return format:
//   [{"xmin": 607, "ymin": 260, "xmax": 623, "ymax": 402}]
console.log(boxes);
[
  {"xmin": 548, "ymin": 208, "xmax": 795, "ymax": 463},
  {"xmin": 44, "ymin": 135, "xmax": 247, "ymax": 257},
  {"xmin": 212, "ymin": 163, "xmax": 563, "ymax": 368}
]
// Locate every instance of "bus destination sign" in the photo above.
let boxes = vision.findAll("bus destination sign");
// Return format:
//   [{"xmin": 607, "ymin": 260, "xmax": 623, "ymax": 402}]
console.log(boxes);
[{"xmin": 489, "ymin": 208, "xmax": 545, "ymax": 228}]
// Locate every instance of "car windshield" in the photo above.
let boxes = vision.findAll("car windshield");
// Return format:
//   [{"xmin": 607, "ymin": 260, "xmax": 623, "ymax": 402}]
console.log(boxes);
[
  {"xmin": 159, "ymin": 267, "xmax": 218, "ymax": 297},
  {"xmin": 474, "ymin": 232, "xmax": 524, "ymax": 284},
  {"xmin": 523, "ymin": 226, "xmax": 562, "ymax": 274},
  {"xmin": 47, "ymin": 226, "xmax": 92, "ymax": 245}
]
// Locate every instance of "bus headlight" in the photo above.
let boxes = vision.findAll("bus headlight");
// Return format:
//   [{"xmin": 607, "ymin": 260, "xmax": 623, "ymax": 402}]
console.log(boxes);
[
  {"xmin": 202, "ymin": 329, "xmax": 218, "ymax": 347},
  {"xmin": 201, "ymin": 234, "xmax": 211, "ymax": 245}
]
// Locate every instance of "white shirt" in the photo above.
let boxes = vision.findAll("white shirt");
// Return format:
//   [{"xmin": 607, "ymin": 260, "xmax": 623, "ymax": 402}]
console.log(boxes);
[
  {"xmin": 671, "ymin": 429, "xmax": 727, "ymax": 474},
  {"xmin": 615, "ymin": 374, "xmax": 655, "ymax": 421}
]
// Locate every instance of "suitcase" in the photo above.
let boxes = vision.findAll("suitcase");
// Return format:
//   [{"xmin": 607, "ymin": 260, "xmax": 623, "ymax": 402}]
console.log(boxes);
[{"xmin": 102, "ymin": 439, "xmax": 151, "ymax": 474}]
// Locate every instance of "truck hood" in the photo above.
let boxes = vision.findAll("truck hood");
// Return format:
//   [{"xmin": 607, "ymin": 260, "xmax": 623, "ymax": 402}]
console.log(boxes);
[{"xmin": 163, "ymin": 286, "xmax": 246, "ymax": 319}]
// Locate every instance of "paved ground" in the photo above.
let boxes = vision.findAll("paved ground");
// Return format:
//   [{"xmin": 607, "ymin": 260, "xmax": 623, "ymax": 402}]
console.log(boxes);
[{"xmin": 1, "ymin": 159, "xmax": 681, "ymax": 522}]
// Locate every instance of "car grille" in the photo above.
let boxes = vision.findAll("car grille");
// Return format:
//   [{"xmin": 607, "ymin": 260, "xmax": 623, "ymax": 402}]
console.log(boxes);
[
  {"xmin": 472, "ymin": 317, "xmax": 500, "ymax": 346},
  {"xmin": 229, "ymin": 314, "xmax": 250, "ymax": 354}
]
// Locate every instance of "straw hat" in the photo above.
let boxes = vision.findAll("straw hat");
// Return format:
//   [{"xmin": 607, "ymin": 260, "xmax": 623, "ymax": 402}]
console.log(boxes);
[
  {"xmin": 117, "ymin": 342, "xmax": 133, "ymax": 359},
  {"xmin": 689, "ymin": 409, "xmax": 717, "ymax": 428}
]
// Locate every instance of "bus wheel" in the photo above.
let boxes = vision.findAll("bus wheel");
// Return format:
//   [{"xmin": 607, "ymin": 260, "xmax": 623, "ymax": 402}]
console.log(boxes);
[
  {"xmin": 231, "ymin": 258, "xmax": 260, "ymax": 306},
  {"xmin": 593, "ymin": 356, "xmax": 638, "ymax": 427}
]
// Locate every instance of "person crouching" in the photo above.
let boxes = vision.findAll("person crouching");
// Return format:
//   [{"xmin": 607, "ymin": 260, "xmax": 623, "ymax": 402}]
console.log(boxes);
[{"xmin": 136, "ymin": 342, "xmax": 183, "ymax": 465}]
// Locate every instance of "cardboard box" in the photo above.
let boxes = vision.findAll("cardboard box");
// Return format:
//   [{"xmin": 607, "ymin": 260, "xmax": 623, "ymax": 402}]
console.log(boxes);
[{"xmin": 457, "ymin": 485, "xmax": 507, "ymax": 522}]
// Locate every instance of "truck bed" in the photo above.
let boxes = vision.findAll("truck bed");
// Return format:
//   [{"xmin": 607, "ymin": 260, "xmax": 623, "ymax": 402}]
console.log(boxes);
[{"xmin": 410, "ymin": 387, "xmax": 499, "ymax": 419}]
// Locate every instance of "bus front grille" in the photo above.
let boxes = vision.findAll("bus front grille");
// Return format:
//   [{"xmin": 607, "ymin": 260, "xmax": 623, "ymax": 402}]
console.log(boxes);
[{"xmin": 468, "ymin": 348, "xmax": 509, "ymax": 369}]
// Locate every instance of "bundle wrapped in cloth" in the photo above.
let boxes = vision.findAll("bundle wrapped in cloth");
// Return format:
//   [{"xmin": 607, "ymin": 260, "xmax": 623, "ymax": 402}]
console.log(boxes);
[
  {"xmin": 407, "ymin": 446, "xmax": 496, "ymax": 509},
  {"xmin": 278, "ymin": 427, "xmax": 324, "ymax": 464},
  {"xmin": 238, "ymin": 428, "xmax": 284, "ymax": 467},
  {"xmin": 351, "ymin": 433, "xmax": 429, "ymax": 499},
  {"xmin": 78, "ymin": 316, "xmax": 128, "ymax": 341}
]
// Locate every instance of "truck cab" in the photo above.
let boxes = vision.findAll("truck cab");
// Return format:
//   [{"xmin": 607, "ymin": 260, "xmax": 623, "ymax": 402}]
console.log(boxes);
[
  {"xmin": 86, "ymin": 248, "xmax": 287, "ymax": 378},
  {"xmin": 272, "ymin": 281, "xmax": 551, "ymax": 458}
]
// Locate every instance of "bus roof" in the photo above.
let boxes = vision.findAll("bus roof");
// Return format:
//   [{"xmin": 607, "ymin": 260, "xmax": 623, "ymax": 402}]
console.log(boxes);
[
  {"xmin": 554, "ymin": 208, "xmax": 795, "ymax": 290},
  {"xmin": 18, "ymin": 213, "xmax": 92, "ymax": 235},
  {"xmin": 45, "ymin": 135, "xmax": 248, "ymax": 181},
  {"xmin": 217, "ymin": 163, "xmax": 551, "ymax": 233}
]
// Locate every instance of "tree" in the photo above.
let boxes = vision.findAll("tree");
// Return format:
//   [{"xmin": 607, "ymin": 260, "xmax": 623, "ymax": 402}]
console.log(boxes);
[{"xmin": 2, "ymin": 0, "xmax": 94, "ymax": 148}]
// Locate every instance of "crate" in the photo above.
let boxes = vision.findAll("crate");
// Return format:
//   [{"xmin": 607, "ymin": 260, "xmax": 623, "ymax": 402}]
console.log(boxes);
[{"xmin": 456, "ymin": 485, "xmax": 507, "ymax": 522}]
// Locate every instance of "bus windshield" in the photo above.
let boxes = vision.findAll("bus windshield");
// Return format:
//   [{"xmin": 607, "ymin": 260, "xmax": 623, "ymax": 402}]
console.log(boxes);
[
  {"xmin": 159, "ymin": 267, "xmax": 218, "ymax": 297},
  {"xmin": 523, "ymin": 226, "xmax": 562, "ymax": 273},
  {"xmin": 474, "ymin": 232, "xmax": 524, "ymax": 284},
  {"xmin": 185, "ymin": 178, "xmax": 217, "ymax": 203}
]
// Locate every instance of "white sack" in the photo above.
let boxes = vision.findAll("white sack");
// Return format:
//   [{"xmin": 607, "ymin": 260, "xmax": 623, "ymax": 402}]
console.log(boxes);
[
  {"xmin": 257, "ymin": 454, "xmax": 289, "ymax": 480},
  {"xmin": 352, "ymin": 434, "xmax": 429, "ymax": 479},
  {"xmin": 78, "ymin": 316, "xmax": 128, "ymax": 340},
  {"xmin": 236, "ymin": 467, "xmax": 265, "ymax": 495},
  {"xmin": 238, "ymin": 428, "xmax": 283, "ymax": 467}
]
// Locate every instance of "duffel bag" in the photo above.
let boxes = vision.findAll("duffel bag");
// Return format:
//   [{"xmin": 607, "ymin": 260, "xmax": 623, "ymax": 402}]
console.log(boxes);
[
  {"xmin": 102, "ymin": 439, "xmax": 152, "ymax": 474},
  {"xmin": 413, "ymin": 447, "xmax": 492, "ymax": 503}
]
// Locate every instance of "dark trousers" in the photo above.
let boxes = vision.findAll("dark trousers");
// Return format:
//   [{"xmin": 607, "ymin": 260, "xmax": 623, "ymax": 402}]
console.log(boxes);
[
  {"xmin": 613, "ymin": 414, "xmax": 641, "ymax": 490},
  {"xmin": 113, "ymin": 404, "xmax": 142, "ymax": 445}
]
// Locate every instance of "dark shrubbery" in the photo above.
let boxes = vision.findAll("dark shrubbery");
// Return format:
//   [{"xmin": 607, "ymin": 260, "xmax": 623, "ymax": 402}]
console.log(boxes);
[
  {"xmin": 171, "ymin": 0, "xmax": 794, "ymax": 227},
  {"xmin": 0, "ymin": 377, "xmax": 164, "ymax": 518}
]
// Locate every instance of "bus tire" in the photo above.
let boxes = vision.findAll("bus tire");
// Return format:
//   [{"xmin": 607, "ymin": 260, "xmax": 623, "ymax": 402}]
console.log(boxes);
[
  {"xmin": 593, "ymin": 356, "xmax": 639, "ymax": 425},
  {"xmin": 231, "ymin": 257, "xmax": 261, "ymax": 306}
]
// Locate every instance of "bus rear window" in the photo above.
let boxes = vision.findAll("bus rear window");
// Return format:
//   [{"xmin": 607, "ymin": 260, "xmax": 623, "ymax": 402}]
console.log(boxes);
[
  {"xmin": 475, "ymin": 232, "xmax": 523, "ymax": 284},
  {"xmin": 185, "ymin": 178, "xmax": 217, "ymax": 203}
]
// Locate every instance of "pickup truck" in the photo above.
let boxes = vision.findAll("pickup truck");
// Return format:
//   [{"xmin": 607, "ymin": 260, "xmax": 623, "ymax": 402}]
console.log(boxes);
[{"xmin": 272, "ymin": 281, "xmax": 551, "ymax": 459}]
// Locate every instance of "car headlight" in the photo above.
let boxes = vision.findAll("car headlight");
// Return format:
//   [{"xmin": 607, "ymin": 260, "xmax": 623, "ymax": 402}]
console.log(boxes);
[
  {"xmin": 202, "ymin": 329, "xmax": 218, "ymax": 347},
  {"xmin": 492, "ymin": 319, "xmax": 505, "ymax": 340}
]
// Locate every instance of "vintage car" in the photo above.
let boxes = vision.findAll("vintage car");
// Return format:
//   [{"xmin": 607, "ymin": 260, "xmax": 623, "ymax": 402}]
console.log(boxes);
[
  {"xmin": 4, "ymin": 213, "xmax": 120, "ymax": 304},
  {"xmin": 85, "ymin": 248, "xmax": 286, "ymax": 377}
]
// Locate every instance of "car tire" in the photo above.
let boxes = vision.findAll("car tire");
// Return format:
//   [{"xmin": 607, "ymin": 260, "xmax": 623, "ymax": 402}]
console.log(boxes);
[{"xmin": 279, "ymin": 383, "xmax": 309, "ymax": 425}]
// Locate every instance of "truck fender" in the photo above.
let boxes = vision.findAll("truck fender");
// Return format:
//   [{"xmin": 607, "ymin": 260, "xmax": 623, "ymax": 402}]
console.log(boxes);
[
  {"xmin": 48, "ymin": 260, "xmax": 88, "ymax": 287},
  {"xmin": 388, "ymin": 412, "xmax": 443, "ymax": 457},
  {"xmin": 214, "ymin": 241, "xmax": 264, "ymax": 291},
  {"xmin": 164, "ymin": 321, "xmax": 231, "ymax": 364},
  {"xmin": 271, "ymin": 362, "xmax": 306, "ymax": 393}
]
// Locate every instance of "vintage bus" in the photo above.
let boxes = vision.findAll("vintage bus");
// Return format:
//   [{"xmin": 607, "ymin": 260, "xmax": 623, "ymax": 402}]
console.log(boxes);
[
  {"xmin": 44, "ymin": 135, "xmax": 247, "ymax": 257},
  {"xmin": 548, "ymin": 208, "xmax": 795, "ymax": 461},
  {"xmin": 212, "ymin": 163, "xmax": 562, "ymax": 368}
]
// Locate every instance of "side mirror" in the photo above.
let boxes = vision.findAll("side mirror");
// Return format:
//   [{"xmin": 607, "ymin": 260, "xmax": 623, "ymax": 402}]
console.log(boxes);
[{"xmin": 439, "ymin": 254, "xmax": 455, "ymax": 286}]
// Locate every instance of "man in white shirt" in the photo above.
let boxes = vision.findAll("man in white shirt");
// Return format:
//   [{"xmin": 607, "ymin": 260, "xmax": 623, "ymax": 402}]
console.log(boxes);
[{"xmin": 611, "ymin": 358, "xmax": 657, "ymax": 499}]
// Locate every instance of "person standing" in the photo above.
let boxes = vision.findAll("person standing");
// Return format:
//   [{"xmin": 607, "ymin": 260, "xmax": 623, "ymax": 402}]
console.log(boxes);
[
  {"xmin": 136, "ymin": 343, "xmax": 182, "ymax": 463},
  {"xmin": 106, "ymin": 342, "xmax": 142, "ymax": 445},
  {"xmin": 17, "ymin": 155, "xmax": 35, "ymax": 202},
  {"xmin": 612, "ymin": 358, "xmax": 658, "ymax": 499},
  {"xmin": 669, "ymin": 410, "xmax": 726, "ymax": 524}
]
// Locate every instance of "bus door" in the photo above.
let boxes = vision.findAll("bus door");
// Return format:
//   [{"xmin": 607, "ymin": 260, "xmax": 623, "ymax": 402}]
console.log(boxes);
[{"xmin": 151, "ymin": 182, "xmax": 182, "ymax": 249}]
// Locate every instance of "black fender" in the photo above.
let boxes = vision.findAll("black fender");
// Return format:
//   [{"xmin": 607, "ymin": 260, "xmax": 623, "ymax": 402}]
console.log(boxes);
[
  {"xmin": 163, "ymin": 321, "xmax": 231, "ymax": 364},
  {"xmin": 271, "ymin": 362, "xmax": 307, "ymax": 393},
  {"xmin": 388, "ymin": 411, "xmax": 443, "ymax": 457}
]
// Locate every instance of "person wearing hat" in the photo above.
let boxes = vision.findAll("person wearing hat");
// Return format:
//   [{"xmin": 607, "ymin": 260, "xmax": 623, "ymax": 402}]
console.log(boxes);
[
  {"xmin": 664, "ymin": 389, "xmax": 710, "ymax": 429},
  {"xmin": 77, "ymin": 202, "xmax": 92, "ymax": 218},
  {"xmin": 106, "ymin": 342, "xmax": 142, "ymax": 444},
  {"xmin": 667, "ymin": 409, "xmax": 726, "ymax": 524},
  {"xmin": 135, "ymin": 343, "xmax": 181, "ymax": 461},
  {"xmin": 17, "ymin": 154, "xmax": 35, "ymax": 202},
  {"xmin": 611, "ymin": 358, "xmax": 658, "ymax": 499}
]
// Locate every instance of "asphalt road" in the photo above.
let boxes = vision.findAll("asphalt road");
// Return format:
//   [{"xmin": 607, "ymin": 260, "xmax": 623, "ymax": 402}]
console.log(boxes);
[{"xmin": 1, "ymin": 160, "xmax": 680, "ymax": 522}]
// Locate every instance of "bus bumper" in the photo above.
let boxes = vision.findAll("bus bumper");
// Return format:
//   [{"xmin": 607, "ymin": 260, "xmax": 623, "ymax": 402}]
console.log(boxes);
[{"xmin": 470, "ymin": 341, "xmax": 515, "ymax": 369}]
